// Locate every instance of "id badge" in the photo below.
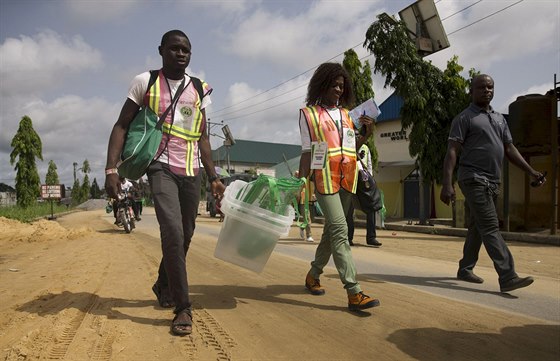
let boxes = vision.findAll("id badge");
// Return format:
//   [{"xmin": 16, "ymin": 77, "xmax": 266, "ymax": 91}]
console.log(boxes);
[
  {"xmin": 342, "ymin": 127, "xmax": 356, "ymax": 149},
  {"xmin": 310, "ymin": 141, "xmax": 328, "ymax": 169}
]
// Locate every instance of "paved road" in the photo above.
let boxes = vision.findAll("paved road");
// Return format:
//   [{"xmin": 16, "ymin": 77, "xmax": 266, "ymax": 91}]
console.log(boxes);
[{"xmin": 130, "ymin": 211, "xmax": 560, "ymax": 324}]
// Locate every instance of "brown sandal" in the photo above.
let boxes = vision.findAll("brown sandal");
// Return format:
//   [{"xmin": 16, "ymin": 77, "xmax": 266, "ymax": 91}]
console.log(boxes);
[{"xmin": 171, "ymin": 309, "xmax": 192, "ymax": 336}]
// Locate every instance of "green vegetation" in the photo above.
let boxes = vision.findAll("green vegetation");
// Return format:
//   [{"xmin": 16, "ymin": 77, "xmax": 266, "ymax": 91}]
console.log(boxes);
[
  {"xmin": 10, "ymin": 115, "xmax": 43, "ymax": 208},
  {"xmin": 342, "ymin": 48, "xmax": 379, "ymax": 171},
  {"xmin": 0, "ymin": 201, "xmax": 71, "ymax": 222},
  {"xmin": 364, "ymin": 13, "xmax": 474, "ymax": 184}
]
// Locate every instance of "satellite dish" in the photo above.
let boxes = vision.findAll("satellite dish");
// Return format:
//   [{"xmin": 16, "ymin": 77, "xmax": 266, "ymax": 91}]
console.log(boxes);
[{"xmin": 398, "ymin": 0, "xmax": 450, "ymax": 57}]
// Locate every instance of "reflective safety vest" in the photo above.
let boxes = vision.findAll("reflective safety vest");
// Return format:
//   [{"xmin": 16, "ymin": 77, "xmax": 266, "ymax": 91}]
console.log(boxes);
[
  {"xmin": 301, "ymin": 105, "xmax": 358, "ymax": 194},
  {"xmin": 144, "ymin": 70, "xmax": 205, "ymax": 176}
]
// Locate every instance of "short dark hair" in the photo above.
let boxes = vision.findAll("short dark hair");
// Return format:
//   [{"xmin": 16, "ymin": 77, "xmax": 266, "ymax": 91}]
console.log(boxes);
[
  {"xmin": 161, "ymin": 30, "xmax": 189, "ymax": 47},
  {"xmin": 306, "ymin": 62, "xmax": 354, "ymax": 108}
]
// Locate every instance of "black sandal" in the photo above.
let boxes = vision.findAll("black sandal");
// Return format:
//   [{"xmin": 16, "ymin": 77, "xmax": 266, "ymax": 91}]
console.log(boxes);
[
  {"xmin": 171, "ymin": 309, "xmax": 192, "ymax": 336},
  {"xmin": 152, "ymin": 283, "xmax": 175, "ymax": 308}
]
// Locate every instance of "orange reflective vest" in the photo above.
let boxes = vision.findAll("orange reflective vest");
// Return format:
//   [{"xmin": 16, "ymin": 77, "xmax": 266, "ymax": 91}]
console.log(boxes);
[
  {"xmin": 301, "ymin": 106, "xmax": 358, "ymax": 194},
  {"xmin": 144, "ymin": 70, "xmax": 205, "ymax": 176}
]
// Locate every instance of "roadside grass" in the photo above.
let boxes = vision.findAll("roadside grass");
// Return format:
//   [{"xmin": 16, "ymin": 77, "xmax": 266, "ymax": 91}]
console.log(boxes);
[{"xmin": 0, "ymin": 202, "xmax": 72, "ymax": 222}]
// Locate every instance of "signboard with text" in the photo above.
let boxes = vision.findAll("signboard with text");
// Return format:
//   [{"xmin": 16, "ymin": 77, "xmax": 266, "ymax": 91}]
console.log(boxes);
[{"xmin": 41, "ymin": 184, "xmax": 64, "ymax": 199}]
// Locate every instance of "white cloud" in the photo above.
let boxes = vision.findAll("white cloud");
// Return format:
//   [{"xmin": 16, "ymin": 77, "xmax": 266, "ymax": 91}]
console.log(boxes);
[
  {"xmin": 1, "ymin": 94, "xmax": 120, "ymax": 187},
  {"xmin": 64, "ymin": 0, "xmax": 140, "ymax": 22},
  {"xmin": 429, "ymin": 0, "xmax": 559, "ymax": 72},
  {"xmin": 0, "ymin": 30, "xmax": 103, "ymax": 96},
  {"xmin": 221, "ymin": 0, "xmax": 383, "ymax": 71},
  {"xmin": 498, "ymin": 82, "xmax": 554, "ymax": 114},
  {"xmin": 210, "ymin": 77, "xmax": 308, "ymax": 148}
]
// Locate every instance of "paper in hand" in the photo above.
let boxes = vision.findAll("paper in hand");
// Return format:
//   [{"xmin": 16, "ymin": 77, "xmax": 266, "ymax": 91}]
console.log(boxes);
[{"xmin": 349, "ymin": 98, "xmax": 381, "ymax": 129}]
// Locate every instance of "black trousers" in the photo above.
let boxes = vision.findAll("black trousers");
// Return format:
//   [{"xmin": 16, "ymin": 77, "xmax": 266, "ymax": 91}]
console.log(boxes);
[
  {"xmin": 147, "ymin": 162, "xmax": 201, "ymax": 314},
  {"xmin": 458, "ymin": 178, "xmax": 517, "ymax": 284}
]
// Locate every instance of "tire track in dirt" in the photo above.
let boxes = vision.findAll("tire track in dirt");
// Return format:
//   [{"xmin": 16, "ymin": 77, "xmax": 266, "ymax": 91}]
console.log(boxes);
[
  {"xmin": 4, "ymin": 234, "xmax": 114, "ymax": 361},
  {"xmin": 188, "ymin": 304, "xmax": 237, "ymax": 361},
  {"xmin": 90, "ymin": 315, "xmax": 117, "ymax": 361}
]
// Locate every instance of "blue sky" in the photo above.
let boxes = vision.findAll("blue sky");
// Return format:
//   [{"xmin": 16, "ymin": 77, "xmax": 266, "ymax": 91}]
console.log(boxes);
[{"xmin": 1, "ymin": 0, "xmax": 558, "ymax": 188}]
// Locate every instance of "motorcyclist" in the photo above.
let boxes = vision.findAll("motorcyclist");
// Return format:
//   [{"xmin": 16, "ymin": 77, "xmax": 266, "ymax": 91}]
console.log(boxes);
[{"xmin": 113, "ymin": 177, "xmax": 140, "ymax": 224}]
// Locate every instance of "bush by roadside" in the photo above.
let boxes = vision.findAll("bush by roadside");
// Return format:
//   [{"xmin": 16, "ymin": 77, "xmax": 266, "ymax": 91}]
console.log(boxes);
[{"xmin": 0, "ymin": 202, "xmax": 72, "ymax": 222}]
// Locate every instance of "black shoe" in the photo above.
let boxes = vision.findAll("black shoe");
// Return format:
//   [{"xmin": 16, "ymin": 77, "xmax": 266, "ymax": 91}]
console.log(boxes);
[
  {"xmin": 500, "ymin": 276, "xmax": 534, "ymax": 293},
  {"xmin": 457, "ymin": 272, "xmax": 484, "ymax": 284},
  {"xmin": 366, "ymin": 239, "xmax": 382, "ymax": 247}
]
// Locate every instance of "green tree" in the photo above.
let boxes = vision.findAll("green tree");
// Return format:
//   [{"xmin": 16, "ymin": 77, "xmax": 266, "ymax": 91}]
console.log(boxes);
[
  {"xmin": 9, "ymin": 115, "xmax": 43, "ymax": 207},
  {"xmin": 80, "ymin": 174, "xmax": 90, "ymax": 202},
  {"xmin": 90, "ymin": 178, "xmax": 102, "ymax": 199},
  {"xmin": 45, "ymin": 160, "xmax": 60, "ymax": 185},
  {"xmin": 71, "ymin": 179, "xmax": 81, "ymax": 206},
  {"xmin": 78, "ymin": 159, "xmax": 91, "ymax": 203},
  {"xmin": 364, "ymin": 13, "xmax": 473, "ymax": 183},
  {"xmin": 342, "ymin": 49, "xmax": 379, "ymax": 170}
]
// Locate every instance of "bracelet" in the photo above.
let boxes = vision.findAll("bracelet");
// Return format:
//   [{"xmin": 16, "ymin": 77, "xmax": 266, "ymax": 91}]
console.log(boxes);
[
  {"xmin": 105, "ymin": 168, "xmax": 119, "ymax": 175},
  {"xmin": 208, "ymin": 175, "xmax": 219, "ymax": 183}
]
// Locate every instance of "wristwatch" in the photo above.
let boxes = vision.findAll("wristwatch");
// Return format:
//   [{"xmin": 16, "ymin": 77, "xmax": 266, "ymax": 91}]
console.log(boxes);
[{"xmin": 208, "ymin": 175, "xmax": 219, "ymax": 183}]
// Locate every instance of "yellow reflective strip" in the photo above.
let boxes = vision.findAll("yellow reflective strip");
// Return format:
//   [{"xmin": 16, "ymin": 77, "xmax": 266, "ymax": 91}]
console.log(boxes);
[
  {"xmin": 322, "ymin": 160, "xmax": 333, "ymax": 193},
  {"xmin": 162, "ymin": 124, "xmax": 201, "ymax": 140},
  {"xmin": 185, "ymin": 142, "xmax": 194, "ymax": 176},
  {"xmin": 149, "ymin": 78, "xmax": 160, "ymax": 114},
  {"xmin": 308, "ymin": 107, "xmax": 326, "ymax": 142}
]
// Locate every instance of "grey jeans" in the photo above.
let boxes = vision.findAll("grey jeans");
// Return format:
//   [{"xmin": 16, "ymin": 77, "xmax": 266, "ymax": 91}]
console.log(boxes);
[
  {"xmin": 458, "ymin": 178, "xmax": 517, "ymax": 284},
  {"xmin": 147, "ymin": 162, "xmax": 201, "ymax": 314}
]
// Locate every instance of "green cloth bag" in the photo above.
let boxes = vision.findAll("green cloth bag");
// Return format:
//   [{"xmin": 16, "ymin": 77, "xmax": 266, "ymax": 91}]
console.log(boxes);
[
  {"xmin": 118, "ymin": 107, "xmax": 163, "ymax": 180},
  {"xmin": 117, "ymin": 75, "xmax": 185, "ymax": 180}
]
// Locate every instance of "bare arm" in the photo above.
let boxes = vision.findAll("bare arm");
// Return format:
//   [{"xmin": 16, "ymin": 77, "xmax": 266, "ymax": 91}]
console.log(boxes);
[
  {"xmin": 199, "ymin": 110, "xmax": 225, "ymax": 198},
  {"xmin": 440, "ymin": 140, "xmax": 462, "ymax": 205},
  {"xmin": 104, "ymin": 98, "xmax": 140, "ymax": 198},
  {"xmin": 504, "ymin": 143, "xmax": 545, "ymax": 184},
  {"xmin": 298, "ymin": 151, "xmax": 311, "ymax": 179}
]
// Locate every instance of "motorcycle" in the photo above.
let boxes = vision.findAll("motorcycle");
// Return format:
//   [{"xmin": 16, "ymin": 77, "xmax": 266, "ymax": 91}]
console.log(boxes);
[{"xmin": 114, "ymin": 190, "xmax": 136, "ymax": 233}]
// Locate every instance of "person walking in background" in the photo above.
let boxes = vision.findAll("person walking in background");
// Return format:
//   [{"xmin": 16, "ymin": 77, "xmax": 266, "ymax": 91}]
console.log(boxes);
[
  {"xmin": 294, "ymin": 170, "xmax": 314, "ymax": 242},
  {"xmin": 104, "ymin": 30, "xmax": 225, "ymax": 335},
  {"xmin": 440, "ymin": 74, "xmax": 546, "ymax": 293},
  {"xmin": 346, "ymin": 143, "xmax": 382, "ymax": 247},
  {"xmin": 298, "ymin": 62, "xmax": 380, "ymax": 311}
]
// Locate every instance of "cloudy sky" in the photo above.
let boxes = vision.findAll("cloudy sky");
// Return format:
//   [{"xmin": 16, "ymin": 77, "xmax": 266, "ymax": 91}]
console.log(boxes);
[{"xmin": 1, "ymin": 0, "xmax": 558, "ymax": 189}]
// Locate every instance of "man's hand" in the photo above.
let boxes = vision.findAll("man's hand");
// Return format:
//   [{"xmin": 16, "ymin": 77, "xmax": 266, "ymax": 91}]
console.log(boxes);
[
  {"xmin": 440, "ymin": 183, "xmax": 456, "ymax": 206},
  {"xmin": 530, "ymin": 171, "xmax": 547, "ymax": 187},
  {"xmin": 105, "ymin": 174, "xmax": 121, "ymax": 199},
  {"xmin": 211, "ymin": 180, "xmax": 226, "ymax": 201}
]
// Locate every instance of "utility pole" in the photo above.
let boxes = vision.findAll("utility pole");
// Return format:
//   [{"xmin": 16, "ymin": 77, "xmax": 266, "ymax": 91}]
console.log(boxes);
[{"xmin": 73, "ymin": 162, "xmax": 78, "ymax": 183}]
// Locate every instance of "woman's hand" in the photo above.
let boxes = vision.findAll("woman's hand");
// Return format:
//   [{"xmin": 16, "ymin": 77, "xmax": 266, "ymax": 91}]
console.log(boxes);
[{"xmin": 358, "ymin": 115, "xmax": 375, "ymax": 138}]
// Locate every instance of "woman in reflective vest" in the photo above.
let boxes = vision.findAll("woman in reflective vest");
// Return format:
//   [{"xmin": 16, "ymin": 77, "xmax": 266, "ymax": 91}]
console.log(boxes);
[{"xmin": 298, "ymin": 62, "xmax": 380, "ymax": 311}]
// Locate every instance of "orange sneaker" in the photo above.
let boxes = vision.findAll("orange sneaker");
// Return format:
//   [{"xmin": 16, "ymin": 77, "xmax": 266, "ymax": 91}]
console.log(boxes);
[
  {"xmin": 305, "ymin": 273, "xmax": 325, "ymax": 295},
  {"xmin": 348, "ymin": 292, "xmax": 380, "ymax": 311}
]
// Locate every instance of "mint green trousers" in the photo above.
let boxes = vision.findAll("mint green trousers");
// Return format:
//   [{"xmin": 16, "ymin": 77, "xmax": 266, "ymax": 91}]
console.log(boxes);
[{"xmin": 309, "ymin": 188, "xmax": 361, "ymax": 295}]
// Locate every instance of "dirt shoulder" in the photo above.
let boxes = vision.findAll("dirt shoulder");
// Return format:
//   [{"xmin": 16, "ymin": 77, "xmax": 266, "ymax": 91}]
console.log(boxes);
[{"xmin": 1, "ymin": 209, "xmax": 559, "ymax": 361}]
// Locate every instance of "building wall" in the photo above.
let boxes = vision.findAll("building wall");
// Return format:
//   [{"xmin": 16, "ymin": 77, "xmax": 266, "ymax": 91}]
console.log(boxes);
[{"xmin": 0, "ymin": 192, "xmax": 17, "ymax": 207}]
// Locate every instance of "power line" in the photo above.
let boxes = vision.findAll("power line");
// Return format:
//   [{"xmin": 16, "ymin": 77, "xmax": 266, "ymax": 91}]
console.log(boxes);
[
  {"xmin": 209, "ymin": 0, "xmax": 523, "ymax": 122},
  {"xmin": 441, "ymin": 0, "xmax": 483, "ymax": 21},
  {"xmin": 448, "ymin": 0, "xmax": 524, "ymax": 36},
  {"xmin": 208, "ymin": 42, "xmax": 362, "ymax": 117}
]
